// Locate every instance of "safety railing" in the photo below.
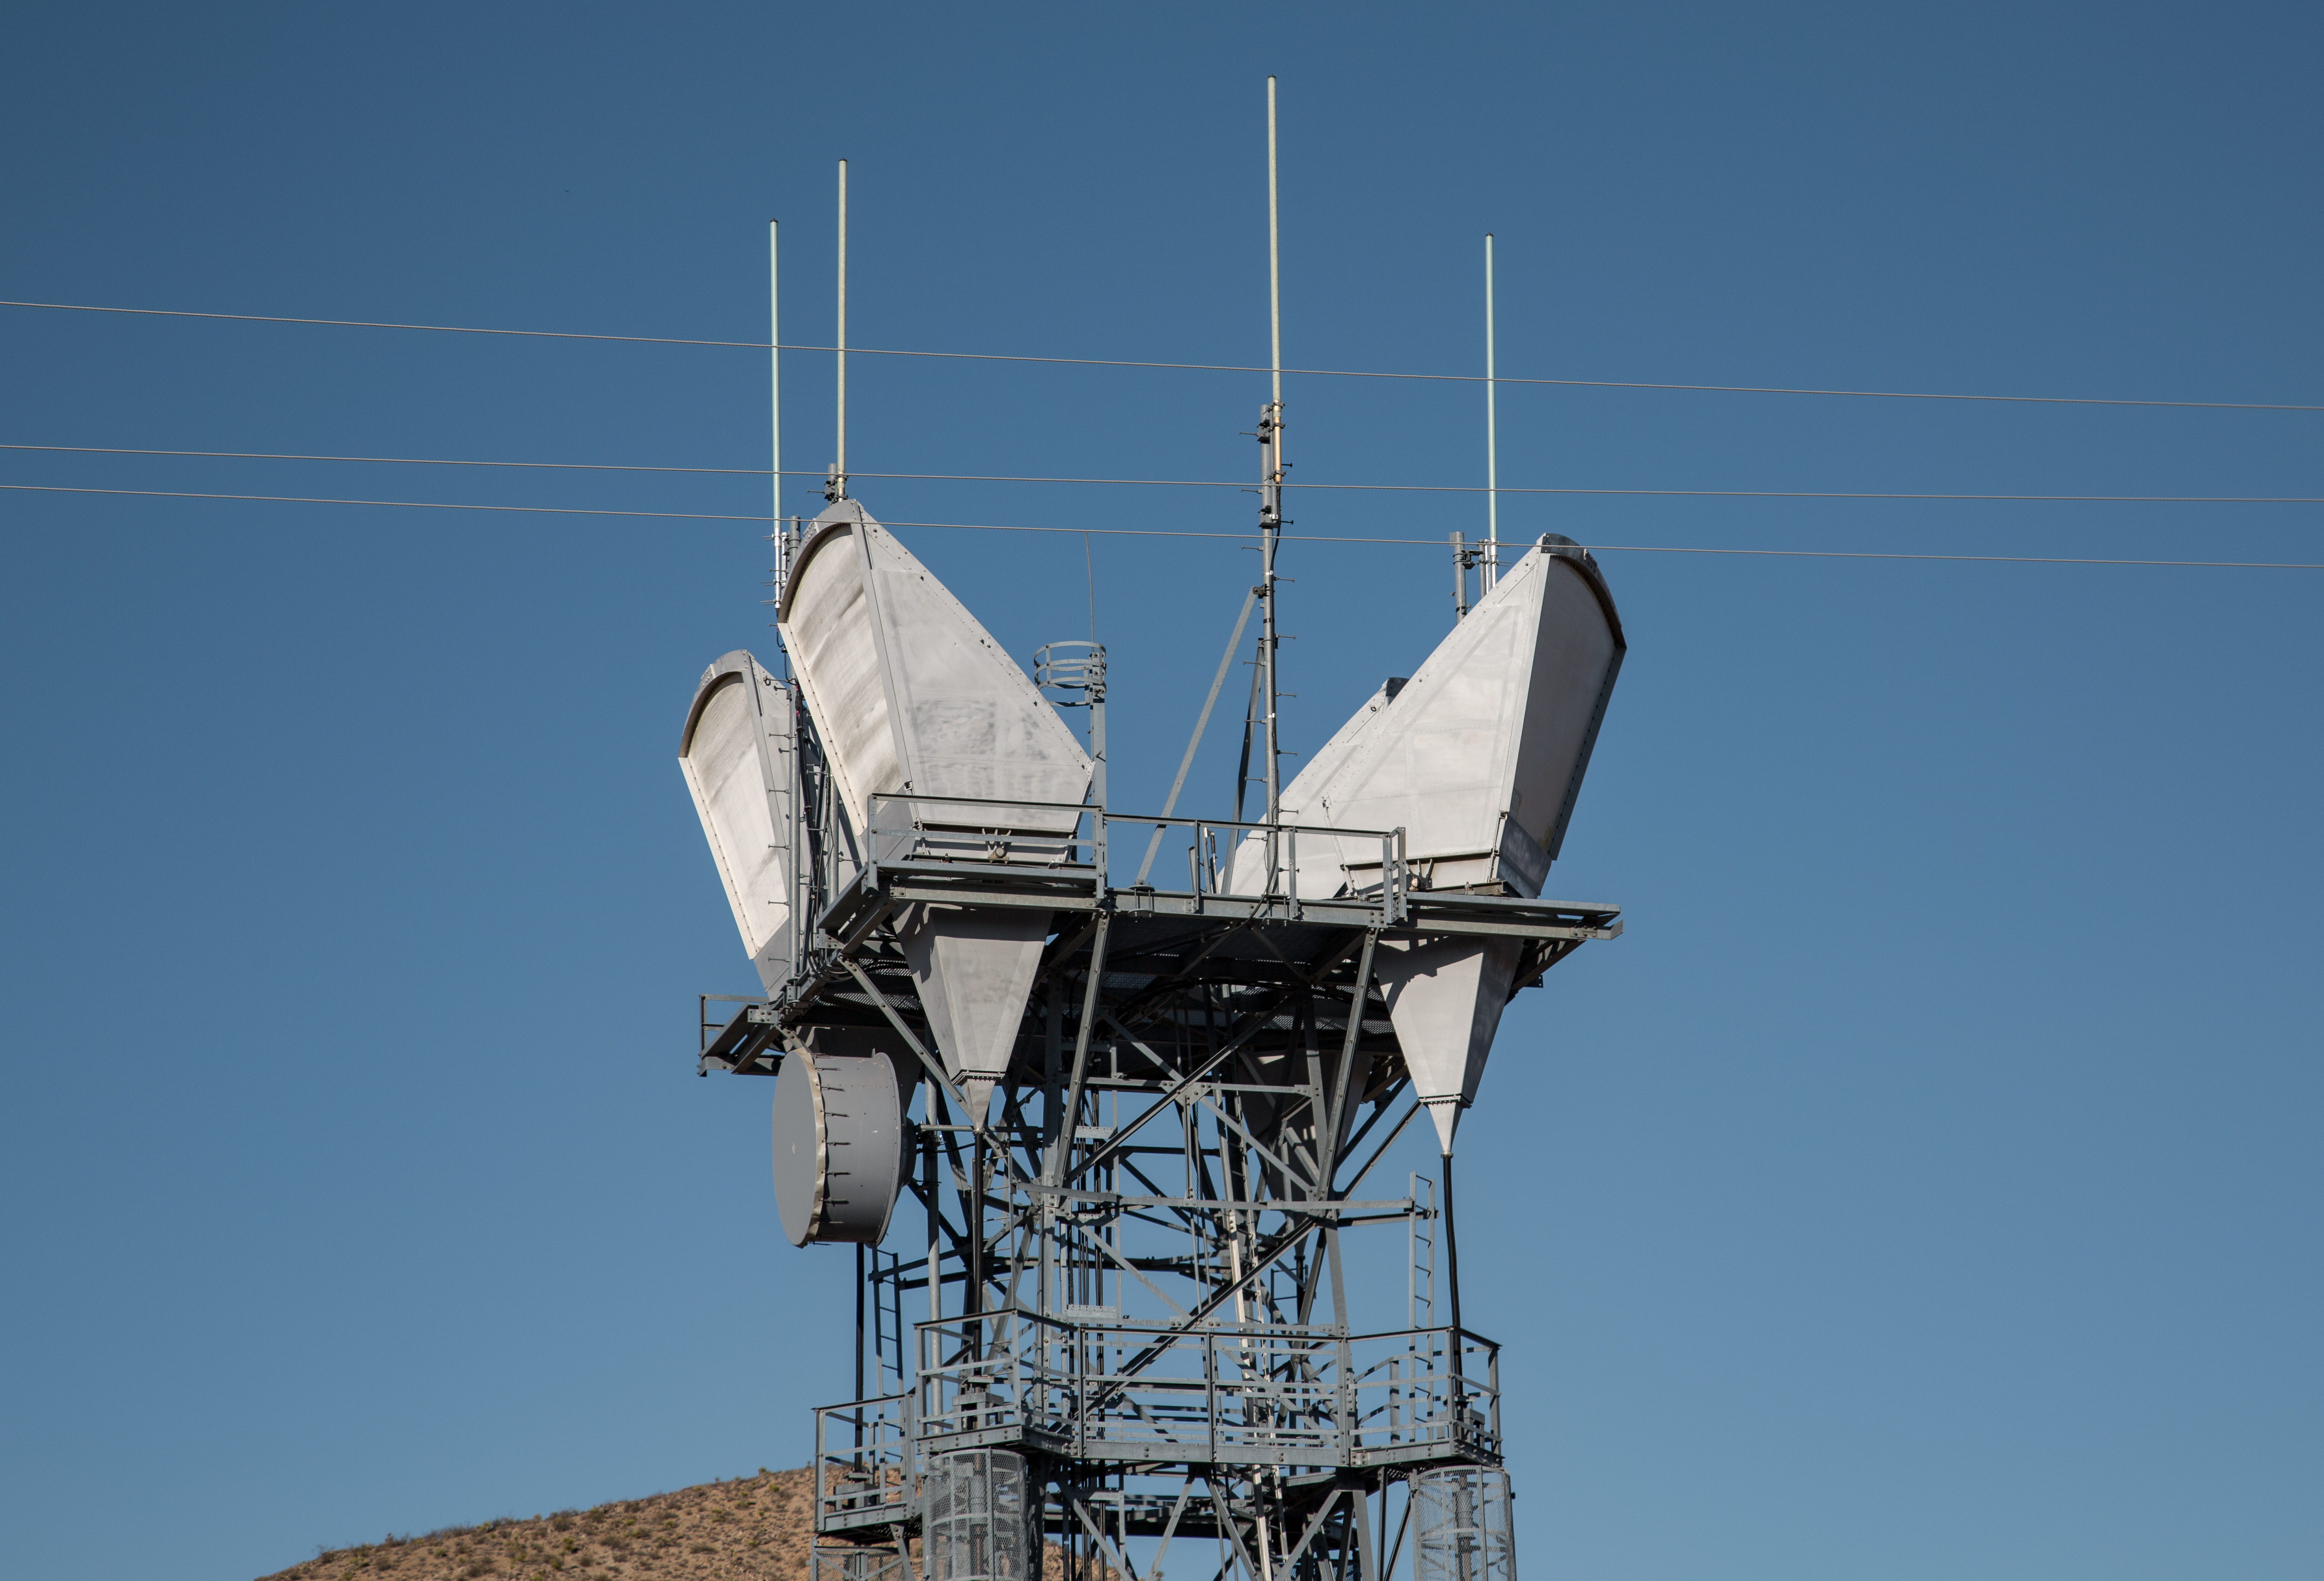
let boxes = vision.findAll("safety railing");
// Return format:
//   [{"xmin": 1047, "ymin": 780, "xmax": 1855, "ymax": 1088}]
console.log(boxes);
[
  {"xmin": 1094, "ymin": 1320, "xmax": 1345, "ymax": 1465},
  {"xmin": 1100, "ymin": 811, "xmax": 1409, "ymax": 925},
  {"xmin": 1346, "ymin": 1327, "xmax": 1502, "ymax": 1461},
  {"xmin": 813, "ymin": 1391, "xmax": 915, "ymax": 1531},
  {"xmin": 864, "ymin": 792, "xmax": 1099, "ymax": 875},
  {"xmin": 856, "ymin": 794, "xmax": 1411, "ymax": 924},
  {"xmin": 909, "ymin": 1310, "xmax": 1493, "ymax": 1467}
]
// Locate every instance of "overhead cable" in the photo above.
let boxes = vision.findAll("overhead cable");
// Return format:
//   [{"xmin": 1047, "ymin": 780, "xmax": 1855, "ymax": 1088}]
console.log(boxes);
[
  {"xmin": 5, "ymin": 297, "xmax": 2318, "ymax": 415},
  {"xmin": 6, "ymin": 446, "xmax": 2318, "ymax": 506},
  {"xmin": 0, "ymin": 482, "xmax": 764, "ymax": 523},
  {"xmin": 5, "ymin": 483, "xmax": 2318, "ymax": 570},
  {"xmin": 1, "ymin": 442, "xmax": 773, "ymax": 477}
]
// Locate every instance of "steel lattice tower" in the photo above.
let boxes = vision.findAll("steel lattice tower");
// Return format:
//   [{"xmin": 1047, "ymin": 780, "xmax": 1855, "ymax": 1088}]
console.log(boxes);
[{"xmin": 682, "ymin": 496, "xmax": 1624, "ymax": 1581}]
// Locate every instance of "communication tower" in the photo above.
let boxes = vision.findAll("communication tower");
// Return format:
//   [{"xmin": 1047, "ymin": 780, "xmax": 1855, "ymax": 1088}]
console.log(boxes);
[{"xmin": 679, "ymin": 88, "xmax": 1626, "ymax": 1581}]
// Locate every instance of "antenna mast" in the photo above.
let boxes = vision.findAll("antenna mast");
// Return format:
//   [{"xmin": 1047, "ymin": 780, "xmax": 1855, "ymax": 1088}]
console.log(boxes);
[
  {"xmin": 769, "ymin": 218, "xmax": 788, "ymax": 610},
  {"xmin": 781, "ymin": 219, "xmax": 790, "ymax": 528},
  {"xmin": 1258, "ymin": 75, "xmax": 1285, "ymax": 825},
  {"xmin": 828, "ymin": 160, "xmax": 849, "ymax": 502},
  {"xmin": 1483, "ymin": 231, "xmax": 1498, "ymax": 591}
]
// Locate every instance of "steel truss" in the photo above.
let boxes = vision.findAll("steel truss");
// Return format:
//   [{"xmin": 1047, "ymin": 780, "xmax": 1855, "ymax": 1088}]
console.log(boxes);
[{"xmin": 700, "ymin": 707, "xmax": 1618, "ymax": 1581}]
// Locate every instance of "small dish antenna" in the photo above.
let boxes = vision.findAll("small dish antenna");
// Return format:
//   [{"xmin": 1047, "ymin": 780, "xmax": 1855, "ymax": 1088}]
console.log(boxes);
[{"xmin": 771, "ymin": 1051, "xmax": 909, "ymax": 1246}]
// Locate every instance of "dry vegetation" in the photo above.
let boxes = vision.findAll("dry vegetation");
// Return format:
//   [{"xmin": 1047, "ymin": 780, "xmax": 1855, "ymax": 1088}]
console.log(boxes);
[{"xmin": 258, "ymin": 1466, "xmax": 819, "ymax": 1581}]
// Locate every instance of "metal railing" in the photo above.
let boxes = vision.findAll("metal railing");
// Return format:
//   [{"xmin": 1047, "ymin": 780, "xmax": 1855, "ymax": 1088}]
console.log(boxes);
[
  {"xmin": 912, "ymin": 1309, "xmax": 1072, "ymax": 1448},
  {"xmin": 854, "ymin": 794, "xmax": 1411, "ymax": 923},
  {"xmin": 864, "ymin": 792, "xmax": 1099, "ymax": 875},
  {"xmin": 1347, "ymin": 1327, "xmax": 1502, "ymax": 1462},
  {"xmin": 905, "ymin": 1309, "xmax": 1495, "ymax": 1468},
  {"xmin": 813, "ymin": 1391, "xmax": 915, "ymax": 1531},
  {"xmin": 1099, "ymin": 810, "xmax": 1410, "ymax": 925}
]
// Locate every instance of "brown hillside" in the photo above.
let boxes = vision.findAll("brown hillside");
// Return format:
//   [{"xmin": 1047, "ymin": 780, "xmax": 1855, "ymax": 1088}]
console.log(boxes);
[{"xmin": 258, "ymin": 1466, "xmax": 818, "ymax": 1581}]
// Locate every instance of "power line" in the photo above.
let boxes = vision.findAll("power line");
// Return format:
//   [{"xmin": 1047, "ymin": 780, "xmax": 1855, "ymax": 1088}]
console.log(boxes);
[
  {"xmin": 5, "ymin": 482, "xmax": 2319, "ymax": 570},
  {"xmin": 0, "ymin": 298, "xmax": 756, "ymax": 350},
  {"xmin": 889, "ymin": 516, "xmax": 2324, "ymax": 569},
  {"xmin": 1417, "ymin": 486, "xmax": 2324, "ymax": 505},
  {"xmin": 1581, "ymin": 543, "xmax": 2324, "ymax": 570},
  {"xmin": 5, "ymin": 297, "xmax": 2319, "ymax": 415},
  {"xmin": 0, "ymin": 442, "xmax": 772, "ymax": 477},
  {"xmin": 6, "ymin": 444, "xmax": 2319, "ymax": 506},
  {"xmin": 0, "ymin": 483, "xmax": 764, "ymax": 523}
]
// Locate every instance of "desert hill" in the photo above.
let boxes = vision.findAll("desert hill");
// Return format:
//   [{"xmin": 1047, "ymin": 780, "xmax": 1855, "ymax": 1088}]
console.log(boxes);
[{"xmin": 258, "ymin": 1466, "xmax": 818, "ymax": 1581}]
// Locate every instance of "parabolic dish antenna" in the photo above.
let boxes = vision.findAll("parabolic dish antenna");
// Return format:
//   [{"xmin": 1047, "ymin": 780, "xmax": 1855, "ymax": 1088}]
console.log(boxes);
[{"xmin": 771, "ymin": 1050, "xmax": 910, "ymax": 1247}]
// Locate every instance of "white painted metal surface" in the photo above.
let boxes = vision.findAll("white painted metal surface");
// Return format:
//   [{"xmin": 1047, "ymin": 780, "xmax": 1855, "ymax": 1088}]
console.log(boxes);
[
  {"xmin": 778, "ymin": 501, "xmax": 1091, "ymax": 846},
  {"xmin": 1226, "ymin": 536, "xmax": 1624, "ymax": 1150},
  {"xmin": 679, "ymin": 650, "xmax": 796, "ymax": 994},
  {"xmin": 1229, "ymin": 536, "xmax": 1621, "ymax": 898},
  {"xmin": 899, "ymin": 905, "xmax": 1051, "ymax": 1125},
  {"xmin": 1372, "ymin": 936, "xmax": 1525, "ymax": 1153},
  {"xmin": 771, "ymin": 1050, "xmax": 909, "ymax": 1246},
  {"xmin": 778, "ymin": 500, "xmax": 1092, "ymax": 1121}
]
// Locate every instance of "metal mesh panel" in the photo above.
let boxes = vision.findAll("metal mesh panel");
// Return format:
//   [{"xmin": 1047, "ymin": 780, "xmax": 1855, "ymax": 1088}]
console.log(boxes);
[
  {"xmin": 812, "ymin": 1543, "xmax": 905, "ymax": 1581},
  {"xmin": 923, "ymin": 1449, "xmax": 1033, "ymax": 1581},
  {"xmin": 1411, "ymin": 1468, "xmax": 1517, "ymax": 1581}
]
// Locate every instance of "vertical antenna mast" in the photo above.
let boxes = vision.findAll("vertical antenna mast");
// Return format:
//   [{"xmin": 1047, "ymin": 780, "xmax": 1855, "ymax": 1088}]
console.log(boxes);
[
  {"xmin": 1268, "ymin": 79, "xmax": 1283, "ymax": 416},
  {"xmin": 769, "ymin": 218, "xmax": 787, "ymax": 608},
  {"xmin": 1483, "ymin": 231, "xmax": 1498, "ymax": 592},
  {"xmin": 1258, "ymin": 75, "xmax": 1285, "ymax": 827},
  {"xmin": 829, "ymin": 160, "xmax": 849, "ymax": 502}
]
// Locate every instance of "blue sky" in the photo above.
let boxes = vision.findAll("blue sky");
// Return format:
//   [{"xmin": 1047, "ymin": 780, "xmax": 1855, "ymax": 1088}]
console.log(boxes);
[{"xmin": 1, "ymin": 4, "xmax": 2317, "ymax": 1579}]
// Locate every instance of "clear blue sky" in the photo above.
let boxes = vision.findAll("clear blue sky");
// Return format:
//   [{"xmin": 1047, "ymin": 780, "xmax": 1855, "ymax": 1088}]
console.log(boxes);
[{"xmin": 2, "ymin": 4, "xmax": 2317, "ymax": 1578}]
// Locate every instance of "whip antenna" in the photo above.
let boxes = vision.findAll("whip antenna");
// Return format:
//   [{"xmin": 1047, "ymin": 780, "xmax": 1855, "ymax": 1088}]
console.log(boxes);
[
  {"xmin": 828, "ymin": 160, "xmax": 848, "ymax": 501},
  {"xmin": 1484, "ymin": 231, "xmax": 1498, "ymax": 590},
  {"xmin": 1257, "ymin": 75, "xmax": 1286, "ymax": 830}
]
